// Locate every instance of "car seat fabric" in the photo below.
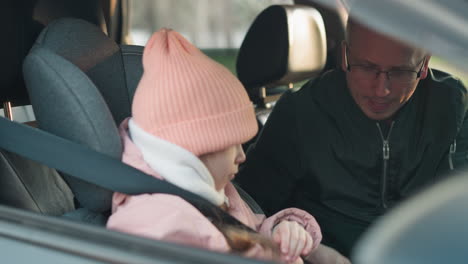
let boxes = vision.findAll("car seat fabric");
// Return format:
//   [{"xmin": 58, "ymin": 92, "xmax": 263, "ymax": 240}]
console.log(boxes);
[
  {"xmin": 235, "ymin": 5, "xmax": 327, "ymax": 153},
  {"xmin": 23, "ymin": 18, "xmax": 145, "ymax": 219},
  {"xmin": 33, "ymin": 18, "xmax": 134, "ymax": 125},
  {"xmin": 120, "ymin": 45, "xmax": 144, "ymax": 102},
  {"xmin": 0, "ymin": 150, "xmax": 74, "ymax": 216},
  {"xmin": 236, "ymin": 5, "xmax": 326, "ymax": 94},
  {"xmin": 236, "ymin": 5, "xmax": 290, "ymax": 91},
  {"xmin": 23, "ymin": 47, "xmax": 119, "ymax": 214}
]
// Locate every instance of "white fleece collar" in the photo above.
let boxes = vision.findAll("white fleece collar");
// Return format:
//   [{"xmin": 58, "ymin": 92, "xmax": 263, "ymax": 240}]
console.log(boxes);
[{"xmin": 128, "ymin": 118, "xmax": 227, "ymax": 206}]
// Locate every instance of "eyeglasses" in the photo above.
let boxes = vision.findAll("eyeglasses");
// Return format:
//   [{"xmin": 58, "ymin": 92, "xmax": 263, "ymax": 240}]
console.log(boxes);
[{"xmin": 345, "ymin": 45, "xmax": 425, "ymax": 85}]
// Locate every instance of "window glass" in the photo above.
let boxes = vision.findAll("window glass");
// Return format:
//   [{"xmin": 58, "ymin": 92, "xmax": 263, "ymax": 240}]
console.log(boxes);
[
  {"xmin": 0, "ymin": 105, "xmax": 35, "ymax": 123},
  {"xmin": 128, "ymin": 0, "xmax": 293, "ymax": 48}
]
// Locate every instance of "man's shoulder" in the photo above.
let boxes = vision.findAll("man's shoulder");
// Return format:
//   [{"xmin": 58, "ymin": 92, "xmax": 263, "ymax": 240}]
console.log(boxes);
[
  {"xmin": 296, "ymin": 69, "xmax": 345, "ymax": 92},
  {"xmin": 421, "ymin": 69, "xmax": 468, "ymax": 125},
  {"xmin": 426, "ymin": 68, "xmax": 467, "ymax": 94},
  {"xmin": 272, "ymin": 69, "xmax": 347, "ymax": 120},
  {"xmin": 288, "ymin": 69, "xmax": 346, "ymax": 104},
  {"xmin": 423, "ymin": 69, "xmax": 468, "ymax": 115}
]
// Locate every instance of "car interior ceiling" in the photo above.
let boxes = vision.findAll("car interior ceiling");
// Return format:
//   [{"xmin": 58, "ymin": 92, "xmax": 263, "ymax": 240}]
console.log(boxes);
[{"xmin": 0, "ymin": 0, "xmax": 341, "ymax": 229}]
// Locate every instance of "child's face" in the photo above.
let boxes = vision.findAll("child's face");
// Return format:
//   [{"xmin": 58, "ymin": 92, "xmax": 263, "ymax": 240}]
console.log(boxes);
[{"xmin": 199, "ymin": 145, "xmax": 246, "ymax": 191}]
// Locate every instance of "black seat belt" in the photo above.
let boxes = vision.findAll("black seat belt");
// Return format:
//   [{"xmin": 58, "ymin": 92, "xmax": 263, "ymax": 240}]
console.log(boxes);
[{"xmin": 0, "ymin": 117, "xmax": 254, "ymax": 230}]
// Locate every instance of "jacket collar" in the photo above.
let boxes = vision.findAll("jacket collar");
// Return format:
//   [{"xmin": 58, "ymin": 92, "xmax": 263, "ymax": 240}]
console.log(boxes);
[{"xmin": 127, "ymin": 118, "xmax": 227, "ymax": 206}]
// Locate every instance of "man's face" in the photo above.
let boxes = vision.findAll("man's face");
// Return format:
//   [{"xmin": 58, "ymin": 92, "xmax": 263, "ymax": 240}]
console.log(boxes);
[{"xmin": 341, "ymin": 24, "xmax": 430, "ymax": 120}]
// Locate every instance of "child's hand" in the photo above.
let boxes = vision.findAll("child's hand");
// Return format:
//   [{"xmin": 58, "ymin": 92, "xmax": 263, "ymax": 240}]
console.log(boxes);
[{"xmin": 272, "ymin": 220, "xmax": 313, "ymax": 263}]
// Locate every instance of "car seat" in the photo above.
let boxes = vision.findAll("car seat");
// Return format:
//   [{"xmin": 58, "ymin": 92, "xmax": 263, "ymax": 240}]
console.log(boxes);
[
  {"xmin": 22, "ymin": 18, "xmax": 143, "ymax": 224},
  {"xmin": 236, "ymin": 4, "xmax": 327, "ymax": 149}
]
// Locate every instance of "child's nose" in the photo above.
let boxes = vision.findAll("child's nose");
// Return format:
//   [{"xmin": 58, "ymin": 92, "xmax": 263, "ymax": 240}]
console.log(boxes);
[{"xmin": 235, "ymin": 145, "xmax": 246, "ymax": 164}]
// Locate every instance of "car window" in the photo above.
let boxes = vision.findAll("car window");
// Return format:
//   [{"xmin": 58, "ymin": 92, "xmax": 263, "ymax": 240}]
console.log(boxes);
[
  {"xmin": 0, "ymin": 105, "xmax": 35, "ymax": 123},
  {"xmin": 126, "ymin": 0, "xmax": 293, "ymax": 74},
  {"xmin": 127, "ymin": 0, "xmax": 293, "ymax": 48},
  {"xmin": 311, "ymin": 0, "xmax": 468, "ymax": 72},
  {"xmin": 301, "ymin": 0, "xmax": 468, "ymax": 84}
]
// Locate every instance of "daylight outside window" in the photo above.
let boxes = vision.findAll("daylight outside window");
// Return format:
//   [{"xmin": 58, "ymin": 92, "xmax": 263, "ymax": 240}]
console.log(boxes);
[
  {"xmin": 128, "ymin": 0, "xmax": 292, "ymax": 48},
  {"xmin": 127, "ymin": 0, "xmax": 293, "ymax": 73}
]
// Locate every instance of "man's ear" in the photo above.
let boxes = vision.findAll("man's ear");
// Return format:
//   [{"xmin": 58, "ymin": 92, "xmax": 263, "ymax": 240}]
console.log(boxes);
[
  {"xmin": 420, "ymin": 55, "xmax": 432, "ymax": 79},
  {"xmin": 341, "ymin": 41, "xmax": 348, "ymax": 72}
]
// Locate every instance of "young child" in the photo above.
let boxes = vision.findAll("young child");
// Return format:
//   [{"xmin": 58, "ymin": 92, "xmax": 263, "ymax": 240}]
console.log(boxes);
[{"xmin": 107, "ymin": 28, "xmax": 322, "ymax": 263}]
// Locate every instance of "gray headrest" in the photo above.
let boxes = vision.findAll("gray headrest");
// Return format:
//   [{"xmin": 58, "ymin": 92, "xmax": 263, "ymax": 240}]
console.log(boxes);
[
  {"xmin": 236, "ymin": 5, "xmax": 327, "ymax": 90},
  {"xmin": 24, "ymin": 47, "xmax": 121, "ymax": 159},
  {"xmin": 34, "ymin": 18, "xmax": 139, "ymax": 124}
]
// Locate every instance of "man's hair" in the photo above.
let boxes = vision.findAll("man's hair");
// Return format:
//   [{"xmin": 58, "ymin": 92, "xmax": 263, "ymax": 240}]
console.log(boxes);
[{"xmin": 345, "ymin": 18, "xmax": 429, "ymax": 58}]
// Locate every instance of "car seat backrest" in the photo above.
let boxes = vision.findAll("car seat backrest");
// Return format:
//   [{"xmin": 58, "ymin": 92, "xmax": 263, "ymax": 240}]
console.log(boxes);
[
  {"xmin": 23, "ymin": 19, "xmax": 145, "ymax": 216},
  {"xmin": 236, "ymin": 4, "xmax": 327, "ymax": 106},
  {"xmin": 33, "ymin": 18, "xmax": 141, "ymax": 125},
  {"xmin": 236, "ymin": 5, "xmax": 327, "ymax": 152},
  {"xmin": 119, "ymin": 45, "xmax": 144, "ymax": 102},
  {"xmin": 24, "ymin": 46, "xmax": 119, "ymax": 214},
  {"xmin": 23, "ymin": 18, "xmax": 146, "ymax": 216},
  {"xmin": 0, "ymin": 150, "xmax": 74, "ymax": 215}
]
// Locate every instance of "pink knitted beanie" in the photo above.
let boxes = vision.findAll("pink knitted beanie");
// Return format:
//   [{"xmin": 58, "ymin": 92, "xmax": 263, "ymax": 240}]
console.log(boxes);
[{"xmin": 132, "ymin": 29, "xmax": 258, "ymax": 156}]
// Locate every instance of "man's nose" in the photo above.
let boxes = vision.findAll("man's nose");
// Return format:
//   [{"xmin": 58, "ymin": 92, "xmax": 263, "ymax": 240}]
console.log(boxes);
[{"xmin": 374, "ymin": 72, "xmax": 391, "ymax": 97}]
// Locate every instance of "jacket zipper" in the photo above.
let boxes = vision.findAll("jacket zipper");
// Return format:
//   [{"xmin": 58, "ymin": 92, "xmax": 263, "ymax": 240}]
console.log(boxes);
[
  {"xmin": 449, "ymin": 139, "xmax": 457, "ymax": 170},
  {"xmin": 376, "ymin": 121, "xmax": 395, "ymax": 209}
]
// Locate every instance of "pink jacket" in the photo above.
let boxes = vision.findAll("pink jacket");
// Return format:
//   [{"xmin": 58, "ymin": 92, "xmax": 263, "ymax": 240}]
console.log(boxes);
[{"xmin": 107, "ymin": 119, "xmax": 322, "ymax": 257}]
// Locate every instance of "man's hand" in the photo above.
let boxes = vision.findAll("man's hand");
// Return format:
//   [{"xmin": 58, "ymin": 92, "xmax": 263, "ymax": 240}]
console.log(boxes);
[{"xmin": 272, "ymin": 220, "xmax": 314, "ymax": 263}]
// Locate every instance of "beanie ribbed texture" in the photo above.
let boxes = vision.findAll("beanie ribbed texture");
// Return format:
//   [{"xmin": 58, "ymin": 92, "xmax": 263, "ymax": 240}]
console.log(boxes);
[{"xmin": 132, "ymin": 29, "xmax": 258, "ymax": 156}]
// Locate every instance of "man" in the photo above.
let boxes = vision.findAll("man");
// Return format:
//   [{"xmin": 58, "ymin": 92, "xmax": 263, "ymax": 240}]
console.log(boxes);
[{"xmin": 236, "ymin": 19, "xmax": 468, "ymax": 258}]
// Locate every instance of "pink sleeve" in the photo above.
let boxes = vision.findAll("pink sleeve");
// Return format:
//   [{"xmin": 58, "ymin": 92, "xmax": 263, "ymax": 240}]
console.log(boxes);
[
  {"xmin": 108, "ymin": 193, "xmax": 281, "ymax": 262},
  {"xmin": 257, "ymin": 208, "xmax": 322, "ymax": 250},
  {"xmin": 107, "ymin": 193, "xmax": 230, "ymax": 253}
]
